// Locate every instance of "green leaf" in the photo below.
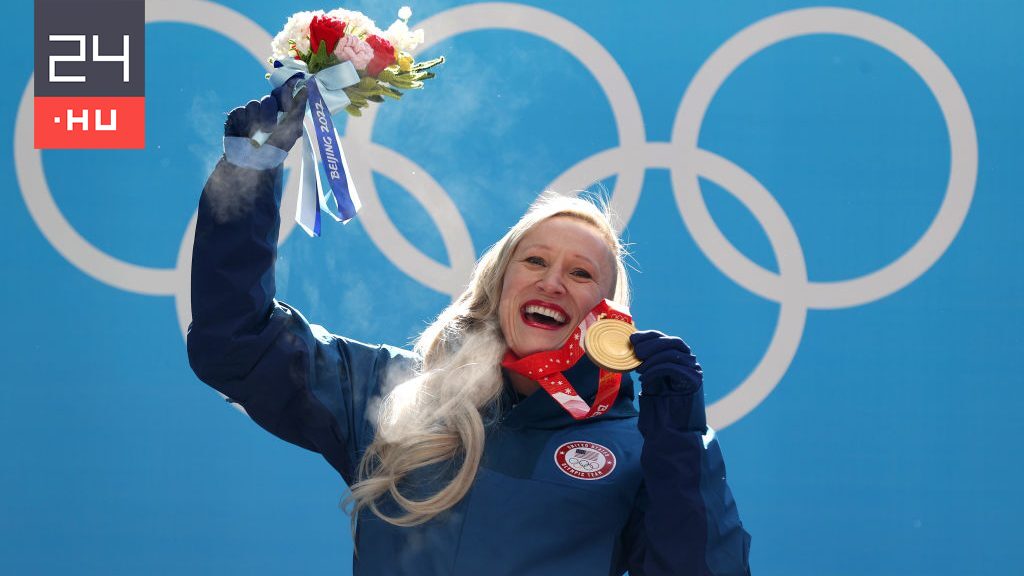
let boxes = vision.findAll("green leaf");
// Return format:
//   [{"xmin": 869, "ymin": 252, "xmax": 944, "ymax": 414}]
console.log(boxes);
[
  {"xmin": 307, "ymin": 40, "xmax": 341, "ymax": 75},
  {"xmin": 380, "ymin": 86, "xmax": 404, "ymax": 100},
  {"xmin": 411, "ymin": 56, "xmax": 445, "ymax": 72}
]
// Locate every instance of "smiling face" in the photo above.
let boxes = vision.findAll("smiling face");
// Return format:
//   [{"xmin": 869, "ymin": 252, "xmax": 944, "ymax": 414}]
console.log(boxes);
[{"xmin": 498, "ymin": 216, "xmax": 615, "ymax": 357}]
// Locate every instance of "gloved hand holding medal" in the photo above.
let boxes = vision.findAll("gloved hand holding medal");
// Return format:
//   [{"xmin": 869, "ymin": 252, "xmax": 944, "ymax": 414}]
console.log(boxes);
[{"xmin": 583, "ymin": 301, "xmax": 704, "ymax": 397}]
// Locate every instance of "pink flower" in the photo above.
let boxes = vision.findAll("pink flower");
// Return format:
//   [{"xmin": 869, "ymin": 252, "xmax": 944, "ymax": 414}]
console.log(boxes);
[{"xmin": 333, "ymin": 34, "xmax": 374, "ymax": 71}]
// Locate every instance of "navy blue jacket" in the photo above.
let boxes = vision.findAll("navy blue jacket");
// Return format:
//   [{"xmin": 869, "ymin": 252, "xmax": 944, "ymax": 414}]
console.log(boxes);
[{"xmin": 187, "ymin": 158, "xmax": 751, "ymax": 575}]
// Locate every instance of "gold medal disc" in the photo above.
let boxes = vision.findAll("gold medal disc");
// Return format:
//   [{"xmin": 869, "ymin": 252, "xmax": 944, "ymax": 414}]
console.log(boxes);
[{"xmin": 585, "ymin": 318, "xmax": 641, "ymax": 372}]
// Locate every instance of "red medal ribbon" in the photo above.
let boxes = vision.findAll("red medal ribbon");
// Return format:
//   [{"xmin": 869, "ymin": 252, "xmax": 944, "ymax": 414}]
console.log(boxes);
[{"xmin": 501, "ymin": 299, "xmax": 633, "ymax": 420}]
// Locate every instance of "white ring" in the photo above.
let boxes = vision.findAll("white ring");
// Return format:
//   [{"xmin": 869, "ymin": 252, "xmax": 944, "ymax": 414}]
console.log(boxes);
[{"xmin": 672, "ymin": 7, "xmax": 977, "ymax": 309}]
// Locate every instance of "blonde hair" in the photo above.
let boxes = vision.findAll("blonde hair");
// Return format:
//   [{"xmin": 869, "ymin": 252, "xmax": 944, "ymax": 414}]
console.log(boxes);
[{"xmin": 344, "ymin": 192, "xmax": 631, "ymax": 527}]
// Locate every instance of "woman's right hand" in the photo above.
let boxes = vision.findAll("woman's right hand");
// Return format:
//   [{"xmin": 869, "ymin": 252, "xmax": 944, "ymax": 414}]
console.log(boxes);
[{"xmin": 224, "ymin": 75, "xmax": 308, "ymax": 152}]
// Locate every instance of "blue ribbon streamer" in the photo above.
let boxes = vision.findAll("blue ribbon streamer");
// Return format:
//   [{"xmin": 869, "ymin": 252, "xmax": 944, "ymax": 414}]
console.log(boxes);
[{"xmin": 267, "ymin": 59, "xmax": 362, "ymax": 236}]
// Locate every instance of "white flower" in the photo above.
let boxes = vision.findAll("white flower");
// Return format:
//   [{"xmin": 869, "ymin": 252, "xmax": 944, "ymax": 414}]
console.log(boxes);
[
  {"xmin": 271, "ymin": 10, "xmax": 322, "ymax": 60},
  {"xmin": 398, "ymin": 6, "xmax": 412, "ymax": 21},
  {"xmin": 326, "ymin": 8, "xmax": 382, "ymax": 37},
  {"xmin": 384, "ymin": 19, "xmax": 425, "ymax": 52}
]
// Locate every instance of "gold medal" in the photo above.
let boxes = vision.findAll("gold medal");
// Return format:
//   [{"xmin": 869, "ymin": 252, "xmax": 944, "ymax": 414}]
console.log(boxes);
[{"xmin": 584, "ymin": 318, "xmax": 641, "ymax": 372}]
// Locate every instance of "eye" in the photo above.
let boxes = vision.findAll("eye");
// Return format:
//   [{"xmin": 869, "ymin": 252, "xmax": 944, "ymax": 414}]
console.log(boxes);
[
  {"xmin": 571, "ymin": 268, "xmax": 593, "ymax": 280},
  {"xmin": 524, "ymin": 256, "xmax": 546, "ymax": 266}
]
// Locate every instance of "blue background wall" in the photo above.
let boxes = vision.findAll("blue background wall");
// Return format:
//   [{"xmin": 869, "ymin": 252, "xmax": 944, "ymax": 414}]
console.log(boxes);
[{"xmin": 4, "ymin": 1, "xmax": 1022, "ymax": 574}]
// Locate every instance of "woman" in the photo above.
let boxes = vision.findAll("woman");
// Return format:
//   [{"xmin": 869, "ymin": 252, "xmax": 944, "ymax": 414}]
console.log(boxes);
[{"xmin": 188, "ymin": 83, "xmax": 751, "ymax": 575}]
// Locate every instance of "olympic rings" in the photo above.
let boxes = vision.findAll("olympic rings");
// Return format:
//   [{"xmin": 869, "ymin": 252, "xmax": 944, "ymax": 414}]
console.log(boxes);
[
  {"xmin": 13, "ymin": 2, "xmax": 976, "ymax": 430},
  {"xmin": 567, "ymin": 457, "xmax": 598, "ymax": 471}
]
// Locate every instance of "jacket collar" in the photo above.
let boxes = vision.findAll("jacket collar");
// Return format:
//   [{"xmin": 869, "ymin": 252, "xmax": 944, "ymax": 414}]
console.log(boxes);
[{"xmin": 498, "ymin": 355, "xmax": 637, "ymax": 430}]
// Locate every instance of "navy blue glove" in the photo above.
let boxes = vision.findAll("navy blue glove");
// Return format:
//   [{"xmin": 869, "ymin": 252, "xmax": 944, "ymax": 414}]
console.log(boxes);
[
  {"xmin": 630, "ymin": 330, "xmax": 703, "ymax": 395},
  {"xmin": 224, "ymin": 74, "xmax": 308, "ymax": 152}
]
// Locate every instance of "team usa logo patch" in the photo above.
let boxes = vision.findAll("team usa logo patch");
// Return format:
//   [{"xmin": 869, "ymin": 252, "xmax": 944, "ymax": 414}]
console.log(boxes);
[{"xmin": 554, "ymin": 441, "xmax": 616, "ymax": 480}]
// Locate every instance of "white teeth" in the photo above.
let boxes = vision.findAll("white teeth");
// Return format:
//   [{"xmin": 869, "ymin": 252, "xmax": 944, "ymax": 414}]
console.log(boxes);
[{"xmin": 523, "ymin": 304, "xmax": 567, "ymax": 324}]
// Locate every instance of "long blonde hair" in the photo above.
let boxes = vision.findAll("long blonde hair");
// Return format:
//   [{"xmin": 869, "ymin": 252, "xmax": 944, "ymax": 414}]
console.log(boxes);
[{"xmin": 344, "ymin": 192, "xmax": 631, "ymax": 527}]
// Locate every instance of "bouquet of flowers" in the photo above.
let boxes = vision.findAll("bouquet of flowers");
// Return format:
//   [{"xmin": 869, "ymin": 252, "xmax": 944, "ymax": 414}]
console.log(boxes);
[
  {"xmin": 261, "ymin": 6, "xmax": 444, "ymax": 235},
  {"xmin": 270, "ymin": 6, "xmax": 443, "ymax": 116}
]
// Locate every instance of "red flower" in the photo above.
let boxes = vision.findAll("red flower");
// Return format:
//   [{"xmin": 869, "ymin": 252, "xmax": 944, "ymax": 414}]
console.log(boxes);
[
  {"xmin": 309, "ymin": 15, "xmax": 347, "ymax": 55},
  {"xmin": 365, "ymin": 34, "xmax": 396, "ymax": 76}
]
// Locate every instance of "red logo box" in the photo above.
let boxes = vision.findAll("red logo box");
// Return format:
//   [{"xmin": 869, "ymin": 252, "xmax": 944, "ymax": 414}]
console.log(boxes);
[{"xmin": 34, "ymin": 96, "xmax": 145, "ymax": 149}]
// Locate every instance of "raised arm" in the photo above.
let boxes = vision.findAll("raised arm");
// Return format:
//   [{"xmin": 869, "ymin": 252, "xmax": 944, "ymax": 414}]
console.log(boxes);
[
  {"xmin": 617, "ymin": 331, "xmax": 752, "ymax": 576},
  {"xmin": 186, "ymin": 83, "xmax": 417, "ymax": 483}
]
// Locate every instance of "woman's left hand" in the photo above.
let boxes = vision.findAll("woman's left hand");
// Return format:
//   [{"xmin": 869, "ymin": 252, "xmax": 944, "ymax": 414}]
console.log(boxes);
[{"xmin": 629, "ymin": 330, "xmax": 703, "ymax": 395}]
